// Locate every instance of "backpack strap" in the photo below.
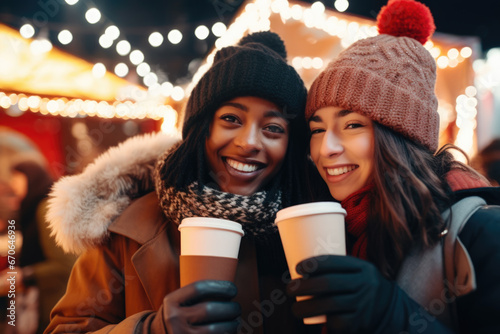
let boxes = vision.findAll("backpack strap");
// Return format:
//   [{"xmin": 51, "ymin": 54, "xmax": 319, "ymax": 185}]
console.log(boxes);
[
  {"xmin": 442, "ymin": 196, "xmax": 485, "ymax": 298},
  {"xmin": 440, "ymin": 196, "xmax": 486, "ymax": 330},
  {"xmin": 396, "ymin": 196, "xmax": 485, "ymax": 329}
]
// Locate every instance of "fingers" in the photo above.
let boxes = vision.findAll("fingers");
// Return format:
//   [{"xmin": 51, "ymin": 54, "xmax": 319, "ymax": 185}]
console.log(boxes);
[
  {"xmin": 196, "ymin": 320, "xmax": 240, "ymax": 334},
  {"xmin": 168, "ymin": 280, "xmax": 238, "ymax": 306},
  {"xmin": 286, "ymin": 272, "xmax": 362, "ymax": 297},
  {"xmin": 184, "ymin": 301, "xmax": 241, "ymax": 325},
  {"xmin": 162, "ymin": 280, "xmax": 240, "ymax": 333},
  {"xmin": 295, "ymin": 255, "xmax": 364, "ymax": 277},
  {"xmin": 291, "ymin": 294, "xmax": 356, "ymax": 319}
]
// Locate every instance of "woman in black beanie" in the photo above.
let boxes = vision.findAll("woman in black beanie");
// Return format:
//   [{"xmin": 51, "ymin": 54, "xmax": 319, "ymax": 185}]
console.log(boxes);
[{"xmin": 45, "ymin": 31, "xmax": 314, "ymax": 334}]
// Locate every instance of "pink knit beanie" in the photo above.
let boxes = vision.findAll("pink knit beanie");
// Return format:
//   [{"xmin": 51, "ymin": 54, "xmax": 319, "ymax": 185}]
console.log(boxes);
[{"xmin": 306, "ymin": 0, "xmax": 439, "ymax": 152}]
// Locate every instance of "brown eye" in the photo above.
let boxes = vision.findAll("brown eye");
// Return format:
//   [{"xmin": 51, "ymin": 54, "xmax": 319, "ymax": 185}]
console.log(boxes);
[{"xmin": 264, "ymin": 124, "xmax": 285, "ymax": 134}]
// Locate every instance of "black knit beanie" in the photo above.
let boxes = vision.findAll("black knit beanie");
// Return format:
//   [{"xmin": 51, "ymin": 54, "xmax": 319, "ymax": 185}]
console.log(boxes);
[{"xmin": 182, "ymin": 31, "xmax": 307, "ymax": 139}]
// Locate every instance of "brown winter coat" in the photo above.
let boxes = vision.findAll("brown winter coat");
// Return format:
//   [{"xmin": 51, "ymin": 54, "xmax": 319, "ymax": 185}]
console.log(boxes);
[
  {"xmin": 43, "ymin": 133, "xmax": 313, "ymax": 334},
  {"xmin": 45, "ymin": 192, "xmax": 309, "ymax": 333}
]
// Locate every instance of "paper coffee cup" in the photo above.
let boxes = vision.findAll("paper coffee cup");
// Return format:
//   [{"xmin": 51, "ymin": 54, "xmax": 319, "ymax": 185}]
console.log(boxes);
[
  {"xmin": 178, "ymin": 217, "xmax": 244, "ymax": 287},
  {"xmin": 275, "ymin": 202, "xmax": 347, "ymax": 324}
]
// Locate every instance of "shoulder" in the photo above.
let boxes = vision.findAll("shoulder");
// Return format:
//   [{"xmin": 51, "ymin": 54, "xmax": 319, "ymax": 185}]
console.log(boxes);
[
  {"xmin": 456, "ymin": 205, "xmax": 500, "ymax": 330},
  {"xmin": 459, "ymin": 205, "xmax": 500, "ymax": 252}
]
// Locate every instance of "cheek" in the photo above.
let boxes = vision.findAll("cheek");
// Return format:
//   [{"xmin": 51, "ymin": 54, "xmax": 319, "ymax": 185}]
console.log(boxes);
[
  {"xmin": 309, "ymin": 139, "xmax": 320, "ymax": 165},
  {"xmin": 267, "ymin": 137, "xmax": 289, "ymax": 164}
]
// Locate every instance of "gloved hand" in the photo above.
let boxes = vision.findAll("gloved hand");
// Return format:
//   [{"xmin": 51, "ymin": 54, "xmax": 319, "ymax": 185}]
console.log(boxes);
[
  {"xmin": 160, "ymin": 280, "xmax": 241, "ymax": 334},
  {"xmin": 286, "ymin": 255, "xmax": 396, "ymax": 333}
]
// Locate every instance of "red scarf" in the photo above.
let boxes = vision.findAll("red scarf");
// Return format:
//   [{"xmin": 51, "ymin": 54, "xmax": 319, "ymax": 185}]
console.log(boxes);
[
  {"xmin": 341, "ymin": 184, "xmax": 374, "ymax": 260},
  {"xmin": 340, "ymin": 169, "xmax": 490, "ymax": 260}
]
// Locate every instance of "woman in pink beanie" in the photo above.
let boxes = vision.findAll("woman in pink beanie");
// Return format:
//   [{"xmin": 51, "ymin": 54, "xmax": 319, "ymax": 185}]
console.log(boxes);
[{"xmin": 286, "ymin": 0, "xmax": 500, "ymax": 333}]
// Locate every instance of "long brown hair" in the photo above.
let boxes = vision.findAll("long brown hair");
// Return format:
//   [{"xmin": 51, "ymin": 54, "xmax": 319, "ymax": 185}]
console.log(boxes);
[{"xmin": 367, "ymin": 124, "xmax": 457, "ymax": 278}]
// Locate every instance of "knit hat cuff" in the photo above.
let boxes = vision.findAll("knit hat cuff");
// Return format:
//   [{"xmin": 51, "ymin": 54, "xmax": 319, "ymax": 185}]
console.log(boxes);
[{"xmin": 306, "ymin": 65, "xmax": 439, "ymax": 152}]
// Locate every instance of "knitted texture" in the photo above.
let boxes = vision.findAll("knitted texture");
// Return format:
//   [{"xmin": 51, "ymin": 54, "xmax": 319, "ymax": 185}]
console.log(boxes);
[
  {"xmin": 306, "ymin": 0, "xmax": 439, "ymax": 152},
  {"xmin": 341, "ymin": 184, "xmax": 374, "ymax": 260},
  {"xmin": 183, "ymin": 31, "xmax": 307, "ymax": 139},
  {"xmin": 306, "ymin": 34, "xmax": 438, "ymax": 152},
  {"xmin": 156, "ymin": 181, "xmax": 282, "ymax": 237}
]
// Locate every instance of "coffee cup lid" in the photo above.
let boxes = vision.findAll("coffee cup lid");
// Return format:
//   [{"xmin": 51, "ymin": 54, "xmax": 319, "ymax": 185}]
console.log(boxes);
[
  {"xmin": 179, "ymin": 217, "xmax": 245, "ymax": 236},
  {"xmin": 275, "ymin": 201, "xmax": 346, "ymax": 223}
]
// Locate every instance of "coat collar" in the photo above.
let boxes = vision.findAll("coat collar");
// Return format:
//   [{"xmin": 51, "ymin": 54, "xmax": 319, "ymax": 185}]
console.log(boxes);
[
  {"xmin": 46, "ymin": 132, "xmax": 181, "ymax": 254},
  {"xmin": 109, "ymin": 192, "xmax": 181, "ymax": 309}
]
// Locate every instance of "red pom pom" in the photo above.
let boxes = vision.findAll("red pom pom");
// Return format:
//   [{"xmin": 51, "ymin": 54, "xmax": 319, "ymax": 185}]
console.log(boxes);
[{"xmin": 377, "ymin": 0, "xmax": 436, "ymax": 45}]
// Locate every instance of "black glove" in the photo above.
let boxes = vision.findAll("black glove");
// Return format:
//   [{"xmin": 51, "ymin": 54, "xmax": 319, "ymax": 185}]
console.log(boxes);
[
  {"xmin": 160, "ymin": 280, "xmax": 241, "ymax": 334},
  {"xmin": 286, "ymin": 255, "xmax": 454, "ymax": 334}
]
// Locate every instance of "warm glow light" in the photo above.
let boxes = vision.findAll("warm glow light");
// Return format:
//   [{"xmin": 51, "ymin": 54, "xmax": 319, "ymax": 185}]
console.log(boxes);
[
  {"xmin": 311, "ymin": 1, "xmax": 326, "ymax": 13},
  {"xmin": 149, "ymin": 32, "xmax": 164, "ymax": 47},
  {"xmin": 312, "ymin": 57, "xmax": 323, "ymax": 69},
  {"xmin": 114, "ymin": 63, "xmax": 129, "ymax": 77},
  {"xmin": 85, "ymin": 8, "xmax": 101, "ymax": 24},
  {"xmin": 161, "ymin": 82, "xmax": 174, "ymax": 96},
  {"xmin": 20, "ymin": 24, "xmax": 35, "ymax": 39},
  {"xmin": 195, "ymin": 25, "xmax": 210, "ymax": 40},
  {"xmin": 58, "ymin": 30, "xmax": 73, "ymax": 45},
  {"xmin": 168, "ymin": 29, "xmax": 183, "ymax": 44},
  {"xmin": 334, "ymin": 0, "xmax": 349, "ymax": 12},
  {"xmin": 105, "ymin": 25, "xmax": 120, "ymax": 40},
  {"xmin": 292, "ymin": 57, "xmax": 302, "ymax": 69},
  {"xmin": 437, "ymin": 56, "xmax": 449, "ymax": 69},
  {"xmin": 92, "ymin": 63, "xmax": 106, "ymax": 78},
  {"xmin": 30, "ymin": 39, "xmax": 52, "ymax": 54},
  {"xmin": 171, "ymin": 86, "xmax": 185, "ymax": 101},
  {"xmin": 99, "ymin": 34, "xmax": 113, "ymax": 48},
  {"xmin": 461, "ymin": 47, "xmax": 473, "ymax": 58},
  {"xmin": 130, "ymin": 50, "xmax": 145, "ymax": 65},
  {"xmin": 116, "ymin": 40, "xmax": 131, "ymax": 56},
  {"xmin": 447, "ymin": 48, "xmax": 459, "ymax": 59},
  {"xmin": 136, "ymin": 62, "xmax": 151, "ymax": 77},
  {"xmin": 143, "ymin": 72, "xmax": 158, "ymax": 87},
  {"xmin": 212, "ymin": 22, "xmax": 227, "ymax": 37},
  {"xmin": 430, "ymin": 47, "xmax": 441, "ymax": 59}
]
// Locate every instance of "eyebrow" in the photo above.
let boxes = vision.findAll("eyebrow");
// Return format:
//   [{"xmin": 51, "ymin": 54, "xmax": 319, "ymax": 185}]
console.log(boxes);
[
  {"xmin": 219, "ymin": 102, "xmax": 285, "ymax": 119},
  {"xmin": 309, "ymin": 109, "xmax": 353, "ymax": 123}
]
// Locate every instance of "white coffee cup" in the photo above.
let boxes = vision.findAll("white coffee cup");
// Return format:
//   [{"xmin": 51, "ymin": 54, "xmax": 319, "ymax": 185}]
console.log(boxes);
[
  {"xmin": 178, "ymin": 217, "xmax": 244, "ymax": 287},
  {"xmin": 275, "ymin": 202, "xmax": 347, "ymax": 324}
]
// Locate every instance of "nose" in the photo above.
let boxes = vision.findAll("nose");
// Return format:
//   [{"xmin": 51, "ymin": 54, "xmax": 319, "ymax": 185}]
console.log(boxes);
[
  {"xmin": 234, "ymin": 124, "xmax": 263, "ymax": 153},
  {"xmin": 320, "ymin": 130, "xmax": 344, "ymax": 157}
]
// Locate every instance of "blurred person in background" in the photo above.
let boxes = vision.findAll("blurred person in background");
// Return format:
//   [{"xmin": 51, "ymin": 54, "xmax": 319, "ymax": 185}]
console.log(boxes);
[
  {"xmin": 0, "ymin": 127, "xmax": 76, "ymax": 334},
  {"xmin": 473, "ymin": 138, "xmax": 500, "ymax": 186}
]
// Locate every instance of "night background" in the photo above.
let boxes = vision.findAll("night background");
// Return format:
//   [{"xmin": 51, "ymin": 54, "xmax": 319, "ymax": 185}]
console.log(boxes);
[{"xmin": 1, "ymin": 0, "xmax": 499, "ymax": 86}]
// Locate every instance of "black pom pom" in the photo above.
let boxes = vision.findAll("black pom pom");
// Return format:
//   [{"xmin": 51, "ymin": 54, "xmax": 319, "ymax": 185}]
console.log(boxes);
[{"xmin": 238, "ymin": 31, "xmax": 287, "ymax": 59}]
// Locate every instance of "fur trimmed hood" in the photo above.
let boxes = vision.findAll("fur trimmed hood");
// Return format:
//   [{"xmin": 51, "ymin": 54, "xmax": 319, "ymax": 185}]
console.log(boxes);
[{"xmin": 46, "ymin": 131, "xmax": 181, "ymax": 254}]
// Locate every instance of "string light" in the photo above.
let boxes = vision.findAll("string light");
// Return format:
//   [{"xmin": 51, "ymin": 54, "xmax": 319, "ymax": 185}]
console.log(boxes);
[
  {"xmin": 58, "ymin": 30, "xmax": 73, "ymax": 45},
  {"xmin": 148, "ymin": 32, "xmax": 164, "ymax": 47},
  {"xmin": 20, "ymin": 24, "xmax": 35, "ymax": 38},
  {"xmin": 454, "ymin": 86, "xmax": 478, "ymax": 159},
  {"xmin": 195, "ymin": 25, "xmax": 210, "ymax": 40},
  {"xmin": 130, "ymin": 50, "xmax": 145, "ymax": 65},
  {"xmin": 116, "ymin": 40, "xmax": 131, "ymax": 56},
  {"xmin": 105, "ymin": 25, "xmax": 120, "ymax": 40},
  {"xmin": 85, "ymin": 8, "xmax": 101, "ymax": 24},
  {"xmin": 167, "ymin": 29, "xmax": 183, "ymax": 44},
  {"xmin": 0, "ymin": 91, "xmax": 178, "ymax": 122},
  {"xmin": 92, "ymin": 63, "xmax": 106, "ymax": 78},
  {"xmin": 114, "ymin": 63, "xmax": 129, "ymax": 77}
]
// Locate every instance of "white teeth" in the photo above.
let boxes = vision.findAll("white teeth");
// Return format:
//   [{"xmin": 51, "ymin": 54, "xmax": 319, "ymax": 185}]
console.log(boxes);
[
  {"xmin": 226, "ymin": 158, "xmax": 258, "ymax": 172},
  {"xmin": 326, "ymin": 165, "xmax": 356, "ymax": 176}
]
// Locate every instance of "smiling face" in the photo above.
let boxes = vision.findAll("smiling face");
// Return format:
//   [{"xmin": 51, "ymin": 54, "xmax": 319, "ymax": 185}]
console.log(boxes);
[
  {"xmin": 205, "ymin": 96, "xmax": 289, "ymax": 196},
  {"xmin": 309, "ymin": 106, "xmax": 375, "ymax": 201}
]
